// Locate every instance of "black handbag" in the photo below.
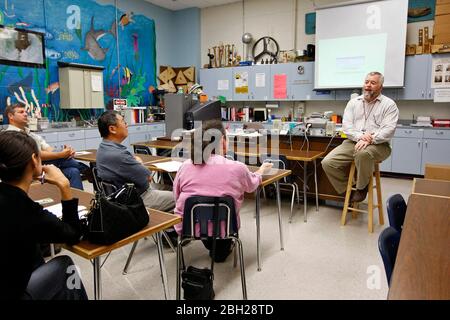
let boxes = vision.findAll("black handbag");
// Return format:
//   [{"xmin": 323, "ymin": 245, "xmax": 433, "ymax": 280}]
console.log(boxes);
[
  {"xmin": 86, "ymin": 183, "xmax": 149, "ymax": 245},
  {"xmin": 181, "ymin": 266, "xmax": 215, "ymax": 300}
]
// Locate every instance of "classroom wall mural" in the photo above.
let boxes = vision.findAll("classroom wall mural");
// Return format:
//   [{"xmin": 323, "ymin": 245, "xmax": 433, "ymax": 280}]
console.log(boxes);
[{"xmin": 0, "ymin": 0, "xmax": 157, "ymax": 122}]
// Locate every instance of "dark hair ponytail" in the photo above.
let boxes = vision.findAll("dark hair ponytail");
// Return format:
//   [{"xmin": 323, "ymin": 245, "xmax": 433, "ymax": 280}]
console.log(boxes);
[
  {"xmin": 190, "ymin": 119, "xmax": 225, "ymax": 164},
  {"xmin": 0, "ymin": 131, "xmax": 39, "ymax": 182}
]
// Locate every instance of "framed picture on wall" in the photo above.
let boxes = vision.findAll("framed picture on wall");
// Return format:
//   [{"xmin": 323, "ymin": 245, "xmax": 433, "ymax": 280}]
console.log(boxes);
[{"xmin": 0, "ymin": 25, "xmax": 46, "ymax": 68}]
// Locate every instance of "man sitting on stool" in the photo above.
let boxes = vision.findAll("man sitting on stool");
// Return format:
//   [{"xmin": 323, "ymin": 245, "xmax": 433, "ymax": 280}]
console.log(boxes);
[{"xmin": 321, "ymin": 71, "xmax": 399, "ymax": 202}]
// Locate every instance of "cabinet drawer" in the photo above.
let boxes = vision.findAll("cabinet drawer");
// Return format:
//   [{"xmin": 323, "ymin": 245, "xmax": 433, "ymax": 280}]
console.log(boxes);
[
  {"xmin": 128, "ymin": 125, "xmax": 147, "ymax": 133},
  {"xmin": 39, "ymin": 132, "xmax": 58, "ymax": 143},
  {"xmin": 85, "ymin": 128, "xmax": 100, "ymax": 138},
  {"xmin": 394, "ymin": 128, "xmax": 423, "ymax": 138},
  {"xmin": 58, "ymin": 130, "xmax": 85, "ymax": 141},
  {"xmin": 423, "ymin": 129, "xmax": 450, "ymax": 140},
  {"xmin": 148, "ymin": 123, "xmax": 165, "ymax": 132}
]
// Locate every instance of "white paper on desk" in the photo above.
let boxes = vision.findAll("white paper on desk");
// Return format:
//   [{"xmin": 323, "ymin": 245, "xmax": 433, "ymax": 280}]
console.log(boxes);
[
  {"xmin": 74, "ymin": 151, "xmax": 92, "ymax": 156},
  {"xmin": 45, "ymin": 204, "xmax": 88, "ymax": 219},
  {"xmin": 151, "ymin": 160, "xmax": 184, "ymax": 172},
  {"xmin": 241, "ymin": 132, "xmax": 262, "ymax": 137}
]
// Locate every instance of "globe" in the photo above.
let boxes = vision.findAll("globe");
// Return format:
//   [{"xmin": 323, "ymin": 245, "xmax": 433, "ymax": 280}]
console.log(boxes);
[{"xmin": 242, "ymin": 33, "xmax": 253, "ymax": 44}]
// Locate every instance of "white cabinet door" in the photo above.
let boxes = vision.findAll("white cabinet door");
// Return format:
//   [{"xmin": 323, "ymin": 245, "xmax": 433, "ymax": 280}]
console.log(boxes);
[
  {"xmin": 421, "ymin": 139, "xmax": 450, "ymax": 175},
  {"xmin": 391, "ymin": 137, "xmax": 422, "ymax": 174}
]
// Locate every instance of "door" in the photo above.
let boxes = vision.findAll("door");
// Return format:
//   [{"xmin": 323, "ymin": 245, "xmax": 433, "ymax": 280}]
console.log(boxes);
[
  {"xmin": 397, "ymin": 55, "xmax": 430, "ymax": 100},
  {"xmin": 200, "ymin": 68, "xmax": 233, "ymax": 101},
  {"xmin": 249, "ymin": 65, "xmax": 270, "ymax": 100},
  {"xmin": 391, "ymin": 137, "xmax": 422, "ymax": 174},
  {"xmin": 421, "ymin": 139, "xmax": 450, "ymax": 175}
]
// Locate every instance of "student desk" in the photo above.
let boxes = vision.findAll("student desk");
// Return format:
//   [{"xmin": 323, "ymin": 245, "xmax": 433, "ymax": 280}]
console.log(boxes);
[
  {"xmin": 247, "ymin": 166, "xmax": 292, "ymax": 271},
  {"xmin": 28, "ymin": 183, "xmax": 181, "ymax": 300},
  {"xmin": 388, "ymin": 194, "xmax": 450, "ymax": 300},
  {"xmin": 235, "ymin": 148, "xmax": 324, "ymax": 222},
  {"xmin": 412, "ymin": 178, "xmax": 450, "ymax": 198},
  {"xmin": 74, "ymin": 149, "xmax": 171, "ymax": 166}
]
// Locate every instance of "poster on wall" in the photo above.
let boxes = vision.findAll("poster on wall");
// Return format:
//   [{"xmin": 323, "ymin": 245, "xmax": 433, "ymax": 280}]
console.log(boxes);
[
  {"xmin": 431, "ymin": 57, "xmax": 450, "ymax": 89},
  {"xmin": 234, "ymin": 71, "xmax": 248, "ymax": 94}
]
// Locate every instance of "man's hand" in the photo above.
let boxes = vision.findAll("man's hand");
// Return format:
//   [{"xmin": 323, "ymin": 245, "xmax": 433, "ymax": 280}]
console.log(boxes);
[
  {"xmin": 359, "ymin": 132, "xmax": 373, "ymax": 144},
  {"xmin": 60, "ymin": 146, "xmax": 73, "ymax": 159},
  {"xmin": 354, "ymin": 139, "xmax": 370, "ymax": 151}
]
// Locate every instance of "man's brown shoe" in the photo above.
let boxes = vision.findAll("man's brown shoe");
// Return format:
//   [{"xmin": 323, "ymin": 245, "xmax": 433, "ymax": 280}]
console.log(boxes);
[{"xmin": 350, "ymin": 185, "xmax": 368, "ymax": 202}]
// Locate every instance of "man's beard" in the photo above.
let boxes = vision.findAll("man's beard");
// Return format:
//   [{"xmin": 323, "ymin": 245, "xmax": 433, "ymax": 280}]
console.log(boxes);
[{"xmin": 363, "ymin": 90, "xmax": 375, "ymax": 99}]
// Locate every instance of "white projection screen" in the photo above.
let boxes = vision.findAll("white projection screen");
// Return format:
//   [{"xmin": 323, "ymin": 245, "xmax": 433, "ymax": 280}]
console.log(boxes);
[{"xmin": 314, "ymin": 0, "xmax": 408, "ymax": 89}]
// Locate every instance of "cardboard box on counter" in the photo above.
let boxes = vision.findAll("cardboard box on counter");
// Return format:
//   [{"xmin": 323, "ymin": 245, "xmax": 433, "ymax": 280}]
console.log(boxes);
[
  {"xmin": 435, "ymin": 14, "xmax": 450, "ymax": 25},
  {"xmin": 437, "ymin": 0, "xmax": 450, "ymax": 5},
  {"xmin": 434, "ymin": 22, "xmax": 450, "ymax": 35},
  {"xmin": 436, "ymin": 4, "xmax": 450, "ymax": 15},
  {"xmin": 434, "ymin": 33, "xmax": 450, "ymax": 44}
]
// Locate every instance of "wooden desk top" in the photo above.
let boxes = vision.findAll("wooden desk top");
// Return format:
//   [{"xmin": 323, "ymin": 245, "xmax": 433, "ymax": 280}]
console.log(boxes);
[
  {"xmin": 247, "ymin": 166, "xmax": 292, "ymax": 187},
  {"xmin": 28, "ymin": 183, "xmax": 181, "ymax": 260},
  {"xmin": 74, "ymin": 149, "xmax": 171, "ymax": 166},
  {"xmin": 133, "ymin": 140, "xmax": 180, "ymax": 150},
  {"xmin": 235, "ymin": 148, "xmax": 324, "ymax": 162},
  {"xmin": 388, "ymin": 194, "xmax": 450, "ymax": 300},
  {"xmin": 412, "ymin": 178, "xmax": 450, "ymax": 199}
]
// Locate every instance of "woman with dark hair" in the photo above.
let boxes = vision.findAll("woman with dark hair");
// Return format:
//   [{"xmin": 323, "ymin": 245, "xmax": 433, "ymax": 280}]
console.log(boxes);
[
  {"xmin": 173, "ymin": 119, "xmax": 273, "ymax": 262},
  {"xmin": 0, "ymin": 131, "xmax": 87, "ymax": 300}
]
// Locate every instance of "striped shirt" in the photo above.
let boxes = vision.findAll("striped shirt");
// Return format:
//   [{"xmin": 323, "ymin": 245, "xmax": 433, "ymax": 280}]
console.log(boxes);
[{"xmin": 342, "ymin": 94, "xmax": 399, "ymax": 144}]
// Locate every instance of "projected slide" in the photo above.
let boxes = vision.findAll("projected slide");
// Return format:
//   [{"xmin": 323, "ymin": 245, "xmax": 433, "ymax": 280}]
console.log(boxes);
[{"xmin": 317, "ymin": 34, "xmax": 387, "ymax": 88}]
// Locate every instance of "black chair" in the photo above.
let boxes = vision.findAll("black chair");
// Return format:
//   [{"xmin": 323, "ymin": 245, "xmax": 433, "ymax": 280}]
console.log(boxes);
[
  {"xmin": 176, "ymin": 196, "xmax": 247, "ymax": 300},
  {"xmin": 90, "ymin": 162, "xmax": 118, "ymax": 196},
  {"xmin": 378, "ymin": 226, "xmax": 401, "ymax": 286},
  {"xmin": 133, "ymin": 145, "xmax": 152, "ymax": 155},
  {"xmin": 386, "ymin": 194, "xmax": 407, "ymax": 233}
]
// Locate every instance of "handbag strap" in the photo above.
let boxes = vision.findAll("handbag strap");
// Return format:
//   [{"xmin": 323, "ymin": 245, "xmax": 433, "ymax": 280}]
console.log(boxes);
[{"xmin": 210, "ymin": 198, "xmax": 220, "ymax": 272}]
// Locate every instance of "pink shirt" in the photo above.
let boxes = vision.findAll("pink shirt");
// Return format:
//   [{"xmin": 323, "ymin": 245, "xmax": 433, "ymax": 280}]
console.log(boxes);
[{"xmin": 173, "ymin": 154, "xmax": 262, "ymax": 235}]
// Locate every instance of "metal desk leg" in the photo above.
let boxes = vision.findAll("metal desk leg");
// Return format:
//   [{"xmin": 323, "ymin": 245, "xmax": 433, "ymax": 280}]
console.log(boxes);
[
  {"xmin": 256, "ymin": 187, "xmax": 261, "ymax": 272},
  {"xmin": 156, "ymin": 231, "xmax": 170, "ymax": 299},
  {"xmin": 314, "ymin": 159, "xmax": 319, "ymax": 211},
  {"xmin": 303, "ymin": 160, "xmax": 308, "ymax": 222},
  {"xmin": 275, "ymin": 181, "xmax": 284, "ymax": 251},
  {"xmin": 123, "ymin": 240, "xmax": 138, "ymax": 275},
  {"xmin": 93, "ymin": 256, "xmax": 102, "ymax": 300}
]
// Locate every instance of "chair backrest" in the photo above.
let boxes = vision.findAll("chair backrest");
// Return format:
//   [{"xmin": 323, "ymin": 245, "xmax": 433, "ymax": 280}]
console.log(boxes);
[
  {"xmin": 90, "ymin": 162, "xmax": 118, "ymax": 196},
  {"xmin": 182, "ymin": 196, "xmax": 237, "ymax": 239},
  {"xmin": 386, "ymin": 194, "xmax": 407, "ymax": 233},
  {"xmin": 262, "ymin": 154, "xmax": 289, "ymax": 182},
  {"xmin": 378, "ymin": 226, "xmax": 401, "ymax": 286},
  {"xmin": 133, "ymin": 145, "xmax": 151, "ymax": 155}
]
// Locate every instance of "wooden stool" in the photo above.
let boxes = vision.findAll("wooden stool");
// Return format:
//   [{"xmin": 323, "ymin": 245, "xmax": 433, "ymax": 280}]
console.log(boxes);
[{"xmin": 341, "ymin": 162, "xmax": 384, "ymax": 233}]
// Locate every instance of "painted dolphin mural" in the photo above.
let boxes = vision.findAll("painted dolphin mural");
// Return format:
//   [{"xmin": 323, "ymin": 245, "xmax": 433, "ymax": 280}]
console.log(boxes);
[{"xmin": 81, "ymin": 16, "xmax": 112, "ymax": 61}]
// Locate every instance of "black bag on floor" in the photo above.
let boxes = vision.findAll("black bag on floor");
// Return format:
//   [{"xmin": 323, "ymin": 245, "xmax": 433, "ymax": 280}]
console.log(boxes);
[
  {"xmin": 86, "ymin": 183, "xmax": 149, "ymax": 245},
  {"xmin": 181, "ymin": 266, "xmax": 214, "ymax": 300}
]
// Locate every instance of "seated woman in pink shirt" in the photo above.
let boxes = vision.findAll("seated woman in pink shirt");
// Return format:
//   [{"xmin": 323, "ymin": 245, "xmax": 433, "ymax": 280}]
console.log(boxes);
[{"xmin": 173, "ymin": 119, "xmax": 272, "ymax": 262}]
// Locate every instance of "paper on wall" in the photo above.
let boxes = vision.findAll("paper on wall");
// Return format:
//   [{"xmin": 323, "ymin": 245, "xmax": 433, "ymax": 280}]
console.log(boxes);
[
  {"xmin": 91, "ymin": 74, "xmax": 103, "ymax": 92},
  {"xmin": 255, "ymin": 73, "xmax": 265, "ymax": 87},
  {"xmin": 217, "ymin": 80, "xmax": 229, "ymax": 90},
  {"xmin": 434, "ymin": 88, "xmax": 450, "ymax": 102},
  {"xmin": 431, "ymin": 57, "xmax": 450, "ymax": 89}
]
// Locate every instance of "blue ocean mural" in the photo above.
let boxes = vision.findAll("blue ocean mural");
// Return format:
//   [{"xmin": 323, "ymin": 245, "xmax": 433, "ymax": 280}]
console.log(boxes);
[{"xmin": 0, "ymin": 0, "xmax": 157, "ymax": 122}]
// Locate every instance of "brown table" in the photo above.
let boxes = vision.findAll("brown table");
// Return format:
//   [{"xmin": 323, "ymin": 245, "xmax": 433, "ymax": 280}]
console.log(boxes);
[
  {"xmin": 74, "ymin": 149, "xmax": 171, "ymax": 166},
  {"xmin": 236, "ymin": 148, "xmax": 324, "ymax": 222},
  {"xmin": 412, "ymin": 178, "xmax": 450, "ymax": 198},
  {"xmin": 388, "ymin": 194, "xmax": 450, "ymax": 300},
  {"xmin": 29, "ymin": 183, "xmax": 181, "ymax": 300},
  {"xmin": 132, "ymin": 140, "xmax": 180, "ymax": 150}
]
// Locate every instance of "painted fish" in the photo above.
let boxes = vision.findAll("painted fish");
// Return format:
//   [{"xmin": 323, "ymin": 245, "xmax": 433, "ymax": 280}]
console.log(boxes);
[
  {"xmin": 132, "ymin": 33, "xmax": 138, "ymax": 53},
  {"xmin": 45, "ymin": 48, "xmax": 61, "ymax": 60},
  {"xmin": 45, "ymin": 82, "xmax": 59, "ymax": 94},
  {"xmin": 122, "ymin": 66, "xmax": 133, "ymax": 85},
  {"xmin": 28, "ymin": 27, "xmax": 54, "ymax": 40},
  {"xmin": 63, "ymin": 50, "xmax": 79, "ymax": 59},
  {"xmin": 119, "ymin": 12, "xmax": 134, "ymax": 30},
  {"xmin": 81, "ymin": 16, "xmax": 109, "ymax": 61}
]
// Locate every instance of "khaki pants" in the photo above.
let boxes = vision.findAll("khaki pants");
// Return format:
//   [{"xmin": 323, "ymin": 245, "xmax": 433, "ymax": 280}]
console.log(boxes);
[
  {"xmin": 141, "ymin": 183, "xmax": 175, "ymax": 212},
  {"xmin": 321, "ymin": 139, "xmax": 391, "ymax": 194}
]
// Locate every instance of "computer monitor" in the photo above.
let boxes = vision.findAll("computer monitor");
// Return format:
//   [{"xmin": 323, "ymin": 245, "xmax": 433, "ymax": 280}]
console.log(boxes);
[
  {"xmin": 184, "ymin": 99, "xmax": 222, "ymax": 130},
  {"xmin": 165, "ymin": 94, "xmax": 196, "ymax": 137}
]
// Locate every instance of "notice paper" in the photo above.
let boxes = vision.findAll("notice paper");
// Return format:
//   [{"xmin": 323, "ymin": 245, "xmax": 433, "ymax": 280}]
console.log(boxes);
[
  {"xmin": 91, "ymin": 74, "xmax": 103, "ymax": 92},
  {"xmin": 255, "ymin": 73, "xmax": 266, "ymax": 87},
  {"xmin": 151, "ymin": 160, "xmax": 184, "ymax": 172},
  {"xmin": 434, "ymin": 88, "xmax": 450, "ymax": 103},
  {"xmin": 273, "ymin": 74, "xmax": 287, "ymax": 99},
  {"xmin": 74, "ymin": 151, "xmax": 92, "ymax": 156},
  {"xmin": 217, "ymin": 80, "xmax": 229, "ymax": 91}
]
